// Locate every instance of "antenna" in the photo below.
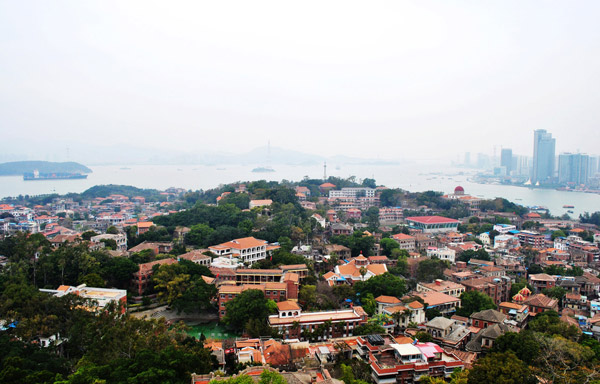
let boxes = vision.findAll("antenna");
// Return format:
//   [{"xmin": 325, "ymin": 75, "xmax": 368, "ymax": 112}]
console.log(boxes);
[{"xmin": 323, "ymin": 161, "xmax": 327, "ymax": 180}]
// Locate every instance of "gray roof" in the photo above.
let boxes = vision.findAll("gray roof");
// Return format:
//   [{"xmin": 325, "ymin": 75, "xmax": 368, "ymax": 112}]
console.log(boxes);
[
  {"xmin": 426, "ymin": 316, "xmax": 455, "ymax": 330},
  {"xmin": 470, "ymin": 309, "xmax": 507, "ymax": 323},
  {"xmin": 444, "ymin": 325, "xmax": 470, "ymax": 343}
]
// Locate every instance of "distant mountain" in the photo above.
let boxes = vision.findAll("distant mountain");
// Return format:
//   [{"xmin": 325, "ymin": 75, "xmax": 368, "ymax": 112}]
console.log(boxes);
[{"xmin": 0, "ymin": 161, "xmax": 92, "ymax": 176}]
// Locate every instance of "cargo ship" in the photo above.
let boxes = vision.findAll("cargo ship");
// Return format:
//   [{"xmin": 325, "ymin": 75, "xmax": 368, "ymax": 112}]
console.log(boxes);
[
  {"xmin": 563, "ymin": 205, "xmax": 575, "ymax": 209},
  {"xmin": 24, "ymin": 170, "xmax": 88, "ymax": 181}
]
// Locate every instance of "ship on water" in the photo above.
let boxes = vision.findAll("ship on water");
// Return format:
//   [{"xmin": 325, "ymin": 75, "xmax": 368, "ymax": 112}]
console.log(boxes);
[{"xmin": 24, "ymin": 169, "xmax": 88, "ymax": 181}]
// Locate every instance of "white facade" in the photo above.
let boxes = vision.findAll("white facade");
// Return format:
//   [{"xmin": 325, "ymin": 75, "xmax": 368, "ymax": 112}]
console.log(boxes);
[
  {"xmin": 426, "ymin": 247, "xmax": 456, "ymax": 263},
  {"xmin": 91, "ymin": 233, "xmax": 128, "ymax": 251},
  {"xmin": 493, "ymin": 224, "xmax": 517, "ymax": 234},
  {"xmin": 329, "ymin": 187, "xmax": 376, "ymax": 198}
]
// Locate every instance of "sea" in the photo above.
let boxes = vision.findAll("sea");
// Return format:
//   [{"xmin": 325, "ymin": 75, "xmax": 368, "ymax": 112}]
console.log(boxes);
[{"xmin": 0, "ymin": 163, "xmax": 599, "ymax": 218}]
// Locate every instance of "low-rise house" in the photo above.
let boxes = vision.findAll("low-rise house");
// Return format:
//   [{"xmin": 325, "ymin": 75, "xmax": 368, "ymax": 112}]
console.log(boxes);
[
  {"xmin": 356, "ymin": 335, "xmax": 464, "ymax": 384},
  {"xmin": 128, "ymin": 241, "xmax": 173, "ymax": 255},
  {"xmin": 426, "ymin": 247, "xmax": 456, "ymax": 263},
  {"xmin": 524, "ymin": 293, "xmax": 559, "ymax": 316},
  {"xmin": 91, "ymin": 233, "xmax": 128, "ymax": 251},
  {"xmin": 413, "ymin": 291, "xmax": 461, "ymax": 316},
  {"xmin": 462, "ymin": 276, "xmax": 511, "ymax": 305},
  {"xmin": 528, "ymin": 273, "xmax": 556, "ymax": 293},
  {"xmin": 391, "ymin": 233, "xmax": 416, "ymax": 252},
  {"xmin": 209, "ymin": 237, "xmax": 278, "ymax": 265},
  {"xmin": 469, "ymin": 309, "xmax": 507, "ymax": 329},
  {"xmin": 132, "ymin": 258, "xmax": 177, "ymax": 296},
  {"xmin": 178, "ymin": 249, "xmax": 211, "ymax": 266},
  {"xmin": 466, "ymin": 323, "xmax": 512, "ymax": 352},
  {"xmin": 498, "ymin": 302, "xmax": 529, "ymax": 328},
  {"xmin": 416, "ymin": 280, "xmax": 466, "ymax": 298}
]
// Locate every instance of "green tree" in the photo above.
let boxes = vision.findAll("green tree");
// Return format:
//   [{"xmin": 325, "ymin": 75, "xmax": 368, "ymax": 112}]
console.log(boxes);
[
  {"xmin": 468, "ymin": 351, "xmax": 534, "ymax": 384},
  {"xmin": 223, "ymin": 290, "xmax": 277, "ymax": 332},
  {"xmin": 380, "ymin": 238, "xmax": 399, "ymax": 256},
  {"xmin": 106, "ymin": 226, "xmax": 119, "ymax": 235},
  {"xmin": 414, "ymin": 331, "xmax": 433, "ymax": 343},
  {"xmin": 456, "ymin": 290, "xmax": 496, "ymax": 317},
  {"xmin": 416, "ymin": 258, "xmax": 449, "ymax": 282},
  {"xmin": 354, "ymin": 273, "xmax": 407, "ymax": 299}
]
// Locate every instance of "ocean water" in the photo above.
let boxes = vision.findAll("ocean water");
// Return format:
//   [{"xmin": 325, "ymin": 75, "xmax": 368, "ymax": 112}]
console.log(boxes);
[{"xmin": 0, "ymin": 163, "xmax": 598, "ymax": 217}]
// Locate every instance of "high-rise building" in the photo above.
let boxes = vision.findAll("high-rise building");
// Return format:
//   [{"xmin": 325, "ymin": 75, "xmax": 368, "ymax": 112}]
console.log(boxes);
[
  {"xmin": 589, "ymin": 156, "xmax": 599, "ymax": 177},
  {"xmin": 500, "ymin": 148, "xmax": 513, "ymax": 175},
  {"xmin": 532, "ymin": 129, "xmax": 556, "ymax": 184},
  {"xmin": 558, "ymin": 153, "xmax": 589, "ymax": 185}
]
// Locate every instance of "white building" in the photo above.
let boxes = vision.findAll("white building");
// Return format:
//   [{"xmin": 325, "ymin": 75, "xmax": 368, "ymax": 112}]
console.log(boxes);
[
  {"xmin": 493, "ymin": 224, "xmax": 517, "ymax": 234},
  {"xmin": 91, "ymin": 233, "xmax": 128, "ymax": 251},
  {"xmin": 329, "ymin": 187, "xmax": 376, "ymax": 198},
  {"xmin": 426, "ymin": 247, "xmax": 456, "ymax": 263},
  {"xmin": 209, "ymin": 237, "xmax": 279, "ymax": 264}
]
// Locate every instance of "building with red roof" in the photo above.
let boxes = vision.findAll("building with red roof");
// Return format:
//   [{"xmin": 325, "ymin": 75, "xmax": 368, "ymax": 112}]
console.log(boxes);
[{"xmin": 405, "ymin": 216, "xmax": 459, "ymax": 234}]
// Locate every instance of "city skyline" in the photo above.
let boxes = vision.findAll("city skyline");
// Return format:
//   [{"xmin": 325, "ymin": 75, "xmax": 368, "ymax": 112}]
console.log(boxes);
[{"xmin": 2, "ymin": 1, "xmax": 600, "ymax": 163}]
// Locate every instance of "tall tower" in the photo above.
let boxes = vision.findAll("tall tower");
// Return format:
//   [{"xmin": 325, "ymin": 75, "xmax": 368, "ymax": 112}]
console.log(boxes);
[
  {"xmin": 500, "ymin": 148, "xmax": 513, "ymax": 175},
  {"xmin": 323, "ymin": 161, "xmax": 327, "ymax": 180},
  {"xmin": 532, "ymin": 129, "xmax": 556, "ymax": 184}
]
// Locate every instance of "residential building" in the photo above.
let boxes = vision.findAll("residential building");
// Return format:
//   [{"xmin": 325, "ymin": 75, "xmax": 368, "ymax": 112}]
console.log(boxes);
[
  {"xmin": 334, "ymin": 256, "xmax": 388, "ymax": 283},
  {"xmin": 469, "ymin": 309, "xmax": 507, "ymax": 329},
  {"xmin": 426, "ymin": 247, "xmax": 456, "ymax": 263},
  {"xmin": 413, "ymin": 291, "xmax": 461, "ymax": 316},
  {"xmin": 523, "ymin": 293, "xmax": 559, "ymax": 316},
  {"xmin": 90, "ymin": 233, "xmax": 128, "ymax": 251},
  {"xmin": 462, "ymin": 276, "xmax": 511, "ymax": 305},
  {"xmin": 517, "ymin": 231, "xmax": 546, "ymax": 249},
  {"xmin": 209, "ymin": 237, "xmax": 278, "ymax": 264},
  {"xmin": 356, "ymin": 335, "xmax": 464, "ymax": 384},
  {"xmin": 249, "ymin": 199, "xmax": 273, "ymax": 209},
  {"xmin": 391, "ymin": 233, "xmax": 416, "ymax": 252},
  {"xmin": 417, "ymin": 280, "xmax": 466, "ymax": 298},
  {"xmin": 132, "ymin": 258, "xmax": 177, "ymax": 296},
  {"xmin": 178, "ymin": 250, "xmax": 211, "ymax": 266},
  {"xmin": 528, "ymin": 273, "xmax": 556, "ymax": 293}
]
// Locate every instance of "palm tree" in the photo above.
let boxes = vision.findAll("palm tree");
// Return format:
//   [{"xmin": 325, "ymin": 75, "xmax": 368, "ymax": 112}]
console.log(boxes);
[
  {"xmin": 359, "ymin": 267, "xmax": 367, "ymax": 281},
  {"xmin": 291, "ymin": 321, "xmax": 301, "ymax": 338}
]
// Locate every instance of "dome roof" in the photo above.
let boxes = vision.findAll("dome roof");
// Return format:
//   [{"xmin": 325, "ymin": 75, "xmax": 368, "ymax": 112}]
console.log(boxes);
[
  {"xmin": 512, "ymin": 293, "xmax": 525, "ymax": 302},
  {"xmin": 454, "ymin": 186, "xmax": 465, "ymax": 195}
]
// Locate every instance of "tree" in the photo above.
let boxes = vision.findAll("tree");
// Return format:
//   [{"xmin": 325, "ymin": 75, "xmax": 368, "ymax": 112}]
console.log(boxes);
[
  {"xmin": 551, "ymin": 229, "xmax": 567, "ymax": 240},
  {"xmin": 416, "ymin": 258, "xmax": 448, "ymax": 282},
  {"xmin": 223, "ymin": 290, "xmax": 277, "ymax": 332},
  {"xmin": 542, "ymin": 286, "xmax": 567, "ymax": 301},
  {"xmin": 354, "ymin": 273, "xmax": 407, "ymax": 299},
  {"xmin": 456, "ymin": 290, "xmax": 496, "ymax": 317},
  {"xmin": 185, "ymin": 223, "xmax": 215, "ymax": 247},
  {"xmin": 106, "ymin": 226, "xmax": 119, "ymax": 235},
  {"xmin": 152, "ymin": 261, "xmax": 216, "ymax": 313},
  {"xmin": 361, "ymin": 178, "xmax": 376, "ymax": 189},
  {"xmin": 414, "ymin": 331, "xmax": 433, "ymax": 343},
  {"xmin": 468, "ymin": 351, "xmax": 535, "ymax": 384},
  {"xmin": 425, "ymin": 308, "xmax": 442, "ymax": 321},
  {"xmin": 380, "ymin": 238, "xmax": 399, "ymax": 256}
]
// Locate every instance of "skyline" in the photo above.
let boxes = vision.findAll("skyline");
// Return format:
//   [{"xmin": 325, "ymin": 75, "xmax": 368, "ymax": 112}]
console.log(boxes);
[{"xmin": 2, "ymin": 1, "xmax": 600, "ymax": 163}]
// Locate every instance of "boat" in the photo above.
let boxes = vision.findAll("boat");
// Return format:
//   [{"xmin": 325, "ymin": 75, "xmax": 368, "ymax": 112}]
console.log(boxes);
[
  {"xmin": 567, "ymin": 210, "xmax": 574, "ymax": 214},
  {"xmin": 24, "ymin": 170, "xmax": 88, "ymax": 181},
  {"xmin": 563, "ymin": 205, "xmax": 574, "ymax": 209},
  {"xmin": 251, "ymin": 166, "xmax": 275, "ymax": 173}
]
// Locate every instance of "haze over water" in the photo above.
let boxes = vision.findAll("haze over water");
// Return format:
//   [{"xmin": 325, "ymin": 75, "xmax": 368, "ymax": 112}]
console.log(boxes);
[{"xmin": 1, "ymin": 163, "xmax": 598, "ymax": 218}]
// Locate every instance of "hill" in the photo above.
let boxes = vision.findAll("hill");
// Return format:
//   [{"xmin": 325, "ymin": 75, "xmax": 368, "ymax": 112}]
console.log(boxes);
[{"xmin": 0, "ymin": 161, "xmax": 92, "ymax": 176}]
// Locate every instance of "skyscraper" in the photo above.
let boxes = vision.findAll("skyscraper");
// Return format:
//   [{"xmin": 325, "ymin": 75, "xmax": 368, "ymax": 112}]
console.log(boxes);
[
  {"xmin": 558, "ymin": 153, "xmax": 589, "ymax": 185},
  {"xmin": 532, "ymin": 129, "xmax": 556, "ymax": 184},
  {"xmin": 500, "ymin": 148, "xmax": 513, "ymax": 175}
]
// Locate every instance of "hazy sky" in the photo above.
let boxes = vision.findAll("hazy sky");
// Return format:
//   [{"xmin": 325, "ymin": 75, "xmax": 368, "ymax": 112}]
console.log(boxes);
[{"xmin": 1, "ymin": 1, "xmax": 599, "ymax": 162}]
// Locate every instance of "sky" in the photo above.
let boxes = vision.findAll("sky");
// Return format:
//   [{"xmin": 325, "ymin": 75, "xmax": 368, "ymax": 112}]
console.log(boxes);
[{"xmin": 1, "ymin": 1, "xmax": 599, "ymax": 163}]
